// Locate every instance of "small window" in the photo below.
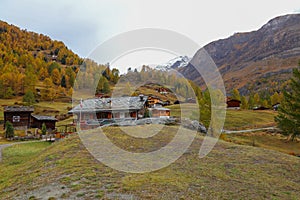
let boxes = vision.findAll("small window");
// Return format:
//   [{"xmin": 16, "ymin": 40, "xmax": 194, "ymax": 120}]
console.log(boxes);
[{"xmin": 13, "ymin": 116, "xmax": 20, "ymax": 122}]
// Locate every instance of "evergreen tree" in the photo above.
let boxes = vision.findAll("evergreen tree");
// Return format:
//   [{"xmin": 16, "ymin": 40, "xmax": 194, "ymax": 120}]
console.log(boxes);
[
  {"xmin": 23, "ymin": 90, "xmax": 36, "ymax": 105},
  {"xmin": 96, "ymin": 76, "xmax": 105, "ymax": 94},
  {"xmin": 5, "ymin": 121, "xmax": 14, "ymax": 139},
  {"xmin": 61, "ymin": 75, "xmax": 67, "ymax": 88},
  {"xmin": 4, "ymin": 87, "xmax": 14, "ymax": 99},
  {"xmin": 275, "ymin": 68, "xmax": 300, "ymax": 141},
  {"xmin": 41, "ymin": 123, "xmax": 47, "ymax": 135},
  {"xmin": 102, "ymin": 79, "xmax": 110, "ymax": 94}
]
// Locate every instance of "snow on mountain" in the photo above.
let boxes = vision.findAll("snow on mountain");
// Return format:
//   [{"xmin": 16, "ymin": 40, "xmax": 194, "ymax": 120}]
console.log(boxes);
[{"xmin": 155, "ymin": 56, "xmax": 190, "ymax": 71}]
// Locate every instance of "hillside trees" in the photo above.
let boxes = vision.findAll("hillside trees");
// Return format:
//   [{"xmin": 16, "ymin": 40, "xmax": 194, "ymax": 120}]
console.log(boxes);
[
  {"xmin": 240, "ymin": 96, "xmax": 248, "ymax": 109},
  {"xmin": 51, "ymin": 68, "xmax": 61, "ymax": 85},
  {"xmin": 0, "ymin": 20, "xmax": 84, "ymax": 99},
  {"xmin": 275, "ymin": 68, "xmax": 300, "ymax": 141},
  {"xmin": 231, "ymin": 88, "xmax": 241, "ymax": 101},
  {"xmin": 23, "ymin": 90, "xmax": 36, "ymax": 105}
]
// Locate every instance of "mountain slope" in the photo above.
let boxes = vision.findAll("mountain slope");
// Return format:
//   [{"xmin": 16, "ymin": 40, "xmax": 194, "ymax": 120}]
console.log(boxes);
[
  {"xmin": 0, "ymin": 20, "xmax": 83, "ymax": 98},
  {"xmin": 179, "ymin": 14, "xmax": 300, "ymax": 94},
  {"xmin": 0, "ymin": 20, "xmax": 82, "ymax": 66}
]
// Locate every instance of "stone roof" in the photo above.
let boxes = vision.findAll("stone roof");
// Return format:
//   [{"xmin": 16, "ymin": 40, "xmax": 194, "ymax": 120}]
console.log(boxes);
[
  {"xmin": 31, "ymin": 115, "xmax": 57, "ymax": 121},
  {"xmin": 149, "ymin": 107, "xmax": 170, "ymax": 111},
  {"xmin": 4, "ymin": 106, "xmax": 34, "ymax": 112},
  {"xmin": 69, "ymin": 96, "xmax": 148, "ymax": 113}
]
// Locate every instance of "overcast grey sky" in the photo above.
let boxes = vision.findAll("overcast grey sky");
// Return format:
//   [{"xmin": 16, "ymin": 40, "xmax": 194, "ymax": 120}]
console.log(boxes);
[{"xmin": 1, "ymin": 0, "xmax": 299, "ymax": 72}]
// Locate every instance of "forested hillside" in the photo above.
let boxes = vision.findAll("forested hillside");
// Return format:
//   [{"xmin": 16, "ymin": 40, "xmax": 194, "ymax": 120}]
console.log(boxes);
[
  {"xmin": 0, "ymin": 20, "xmax": 83, "ymax": 99},
  {"xmin": 0, "ymin": 21, "xmax": 121, "ymax": 101}
]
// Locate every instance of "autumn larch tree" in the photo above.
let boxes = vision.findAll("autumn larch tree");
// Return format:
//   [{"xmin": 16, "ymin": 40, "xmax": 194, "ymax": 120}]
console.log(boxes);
[{"xmin": 231, "ymin": 88, "xmax": 241, "ymax": 101}]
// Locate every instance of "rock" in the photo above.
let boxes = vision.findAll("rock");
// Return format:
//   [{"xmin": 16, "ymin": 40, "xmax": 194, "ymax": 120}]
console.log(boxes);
[{"xmin": 180, "ymin": 119, "xmax": 207, "ymax": 133}]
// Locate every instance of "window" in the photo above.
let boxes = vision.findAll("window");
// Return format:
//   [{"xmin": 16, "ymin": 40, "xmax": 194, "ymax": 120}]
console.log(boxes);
[{"xmin": 13, "ymin": 116, "xmax": 20, "ymax": 122}]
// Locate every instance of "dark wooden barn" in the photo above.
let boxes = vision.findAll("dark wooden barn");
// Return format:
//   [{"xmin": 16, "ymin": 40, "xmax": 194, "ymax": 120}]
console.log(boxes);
[
  {"xmin": 3, "ymin": 106, "xmax": 34, "ymax": 129},
  {"xmin": 31, "ymin": 115, "xmax": 57, "ymax": 130},
  {"xmin": 226, "ymin": 99, "xmax": 241, "ymax": 109}
]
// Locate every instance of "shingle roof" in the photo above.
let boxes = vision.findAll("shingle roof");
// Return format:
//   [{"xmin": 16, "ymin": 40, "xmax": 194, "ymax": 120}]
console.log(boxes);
[
  {"xmin": 69, "ymin": 96, "xmax": 148, "ymax": 113},
  {"xmin": 4, "ymin": 106, "xmax": 34, "ymax": 112},
  {"xmin": 31, "ymin": 115, "xmax": 57, "ymax": 121},
  {"xmin": 149, "ymin": 107, "xmax": 170, "ymax": 111}
]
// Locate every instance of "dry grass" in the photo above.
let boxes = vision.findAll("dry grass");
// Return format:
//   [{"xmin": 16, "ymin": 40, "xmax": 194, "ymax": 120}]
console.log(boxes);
[
  {"xmin": 167, "ymin": 104, "xmax": 277, "ymax": 130},
  {"xmin": 224, "ymin": 109, "xmax": 277, "ymax": 130},
  {"xmin": 0, "ymin": 125, "xmax": 299, "ymax": 199},
  {"xmin": 224, "ymin": 131, "xmax": 300, "ymax": 155}
]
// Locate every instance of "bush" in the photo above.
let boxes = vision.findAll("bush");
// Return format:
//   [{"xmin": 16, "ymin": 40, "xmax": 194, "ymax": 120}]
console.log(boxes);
[
  {"xmin": 42, "ymin": 123, "xmax": 47, "ymax": 135},
  {"xmin": 5, "ymin": 121, "xmax": 14, "ymax": 138}
]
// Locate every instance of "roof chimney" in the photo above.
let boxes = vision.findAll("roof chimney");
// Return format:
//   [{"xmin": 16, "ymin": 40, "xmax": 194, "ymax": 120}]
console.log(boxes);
[{"xmin": 139, "ymin": 94, "xmax": 144, "ymax": 101}]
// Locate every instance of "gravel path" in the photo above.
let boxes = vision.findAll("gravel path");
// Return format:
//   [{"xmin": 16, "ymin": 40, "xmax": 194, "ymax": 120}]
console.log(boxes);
[{"xmin": 222, "ymin": 127, "xmax": 277, "ymax": 134}]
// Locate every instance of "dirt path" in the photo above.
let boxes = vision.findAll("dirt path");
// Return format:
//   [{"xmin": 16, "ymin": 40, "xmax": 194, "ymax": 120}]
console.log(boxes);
[{"xmin": 222, "ymin": 127, "xmax": 277, "ymax": 134}]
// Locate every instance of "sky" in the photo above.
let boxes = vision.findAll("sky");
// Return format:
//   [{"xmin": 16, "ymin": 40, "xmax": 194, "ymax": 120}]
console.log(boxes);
[{"xmin": 1, "ymin": 0, "xmax": 300, "ymax": 73}]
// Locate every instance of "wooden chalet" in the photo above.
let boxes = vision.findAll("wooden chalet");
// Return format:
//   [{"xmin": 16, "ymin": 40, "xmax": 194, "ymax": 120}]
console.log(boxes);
[
  {"xmin": 3, "ymin": 106, "xmax": 57, "ymax": 130},
  {"xmin": 226, "ymin": 99, "xmax": 241, "ymax": 109},
  {"xmin": 147, "ymin": 96, "xmax": 162, "ymax": 107},
  {"xmin": 4, "ymin": 106, "xmax": 34, "ymax": 129},
  {"xmin": 148, "ymin": 106, "xmax": 171, "ymax": 118},
  {"xmin": 68, "ymin": 95, "xmax": 148, "ymax": 123},
  {"xmin": 31, "ymin": 115, "xmax": 57, "ymax": 130}
]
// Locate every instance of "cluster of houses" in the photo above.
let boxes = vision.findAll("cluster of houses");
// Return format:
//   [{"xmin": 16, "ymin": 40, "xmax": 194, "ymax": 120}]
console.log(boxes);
[
  {"xmin": 2, "ymin": 94, "xmax": 280, "ymax": 132},
  {"xmin": 2, "ymin": 95, "xmax": 172, "ymax": 131},
  {"xmin": 68, "ymin": 95, "xmax": 171, "ymax": 125},
  {"xmin": 226, "ymin": 98, "xmax": 280, "ymax": 110}
]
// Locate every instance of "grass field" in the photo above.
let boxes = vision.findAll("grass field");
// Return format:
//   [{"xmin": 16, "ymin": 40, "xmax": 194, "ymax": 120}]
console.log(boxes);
[
  {"xmin": 167, "ymin": 104, "xmax": 277, "ymax": 130},
  {"xmin": 0, "ymin": 125, "xmax": 299, "ymax": 199},
  {"xmin": 167, "ymin": 103, "xmax": 199, "ymax": 120},
  {"xmin": 224, "ymin": 131, "xmax": 300, "ymax": 155},
  {"xmin": 224, "ymin": 109, "xmax": 277, "ymax": 130}
]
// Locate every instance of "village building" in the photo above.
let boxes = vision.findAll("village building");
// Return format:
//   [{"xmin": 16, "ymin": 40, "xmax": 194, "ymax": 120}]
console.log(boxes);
[
  {"xmin": 148, "ymin": 105, "xmax": 171, "ymax": 118},
  {"xmin": 3, "ymin": 106, "xmax": 57, "ymax": 130},
  {"xmin": 68, "ymin": 95, "xmax": 149, "ymax": 123},
  {"xmin": 226, "ymin": 99, "xmax": 241, "ymax": 109},
  {"xmin": 157, "ymin": 87, "xmax": 170, "ymax": 95},
  {"xmin": 3, "ymin": 106, "xmax": 34, "ymax": 129},
  {"xmin": 31, "ymin": 115, "xmax": 57, "ymax": 130},
  {"xmin": 147, "ymin": 96, "xmax": 162, "ymax": 107}
]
